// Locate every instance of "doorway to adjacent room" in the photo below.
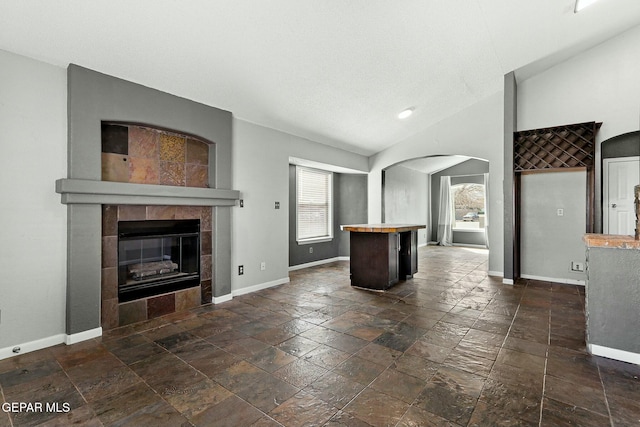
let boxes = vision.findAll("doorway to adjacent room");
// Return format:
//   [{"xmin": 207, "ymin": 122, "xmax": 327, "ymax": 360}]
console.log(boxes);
[{"xmin": 603, "ymin": 156, "xmax": 639, "ymax": 235}]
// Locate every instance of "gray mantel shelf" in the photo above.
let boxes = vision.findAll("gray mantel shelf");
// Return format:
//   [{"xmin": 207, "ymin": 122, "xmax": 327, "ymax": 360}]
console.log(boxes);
[{"xmin": 56, "ymin": 179, "xmax": 240, "ymax": 206}]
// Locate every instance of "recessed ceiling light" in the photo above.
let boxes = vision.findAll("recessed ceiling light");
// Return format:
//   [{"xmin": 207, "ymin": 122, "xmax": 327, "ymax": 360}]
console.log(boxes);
[
  {"xmin": 398, "ymin": 108, "xmax": 415, "ymax": 119},
  {"xmin": 575, "ymin": 0, "xmax": 600, "ymax": 12}
]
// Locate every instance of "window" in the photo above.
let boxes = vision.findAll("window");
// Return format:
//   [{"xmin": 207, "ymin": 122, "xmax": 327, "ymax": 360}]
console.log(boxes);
[
  {"xmin": 296, "ymin": 166, "xmax": 333, "ymax": 243},
  {"xmin": 451, "ymin": 183, "xmax": 485, "ymax": 230}
]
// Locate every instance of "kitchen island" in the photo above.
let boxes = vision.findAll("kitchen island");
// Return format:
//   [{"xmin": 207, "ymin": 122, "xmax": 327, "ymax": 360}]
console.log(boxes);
[
  {"xmin": 583, "ymin": 233, "xmax": 640, "ymax": 365},
  {"xmin": 341, "ymin": 224, "xmax": 425, "ymax": 290}
]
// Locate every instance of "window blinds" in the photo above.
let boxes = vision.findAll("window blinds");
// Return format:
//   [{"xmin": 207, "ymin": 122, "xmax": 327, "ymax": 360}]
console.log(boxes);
[{"xmin": 297, "ymin": 167, "xmax": 332, "ymax": 241}]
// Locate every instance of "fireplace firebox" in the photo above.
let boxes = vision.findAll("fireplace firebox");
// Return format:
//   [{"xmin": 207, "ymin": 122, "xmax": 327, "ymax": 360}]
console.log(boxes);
[{"xmin": 118, "ymin": 219, "xmax": 200, "ymax": 302}]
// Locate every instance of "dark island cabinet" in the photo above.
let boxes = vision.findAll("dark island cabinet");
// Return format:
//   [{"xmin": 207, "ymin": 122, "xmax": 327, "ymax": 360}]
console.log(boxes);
[
  {"xmin": 342, "ymin": 224, "xmax": 425, "ymax": 291},
  {"xmin": 349, "ymin": 232, "xmax": 399, "ymax": 290}
]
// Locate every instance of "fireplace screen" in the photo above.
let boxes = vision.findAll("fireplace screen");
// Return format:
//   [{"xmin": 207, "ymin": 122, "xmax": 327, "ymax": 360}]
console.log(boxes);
[{"xmin": 118, "ymin": 219, "xmax": 200, "ymax": 302}]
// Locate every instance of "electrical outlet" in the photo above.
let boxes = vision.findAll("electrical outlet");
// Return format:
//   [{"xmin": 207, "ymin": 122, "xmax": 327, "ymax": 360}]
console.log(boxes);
[
  {"xmin": 275, "ymin": 201, "xmax": 280, "ymax": 209},
  {"xmin": 557, "ymin": 208, "xmax": 564, "ymax": 216},
  {"xmin": 239, "ymin": 199, "xmax": 244, "ymax": 208},
  {"xmin": 260, "ymin": 261, "xmax": 266, "ymax": 271},
  {"xmin": 309, "ymin": 246, "xmax": 313, "ymax": 254},
  {"xmin": 238, "ymin": 265, "xmax": 244, "ymax": 275}
]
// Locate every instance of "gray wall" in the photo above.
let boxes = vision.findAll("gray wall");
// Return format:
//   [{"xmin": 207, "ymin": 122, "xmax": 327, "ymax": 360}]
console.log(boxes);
[
  {"xmin": 0, "ymin": 49, "xmax": 68, "ymax": 351},
  {"xmin": 520, "ymin": 170, "xmax": 586, "ymax": 283},
  {"xmin": 517, "ymin": 25, "xmax": 640, "ymax": 237},
  {"xmin": 383, "ymin": 165, "xmax": 429, "ymax": 246},
  {"xmin": 232, "ymin": 120, "xmax": 368, "ymax": 292},
  {"xmin": 368, "ymin": 92, "xmax": 504, "ymax": 277},
  {"xmin": 288, "ymin": 165, "xmax": 367, "ymax": 266},
  {"xmin": 430, "ymin": 159, "xmax": 490, "ymax": 244},
  {"xmin": 601, "ymin": 131, "xmax": 640, "ymax": 159},
  {"xmin": 586, "ymin": 246, "xmax": 640, "ymax": 354},
  {"xmin": 338, "ymin": 174, "xmax": 368, "ymax": 257}
]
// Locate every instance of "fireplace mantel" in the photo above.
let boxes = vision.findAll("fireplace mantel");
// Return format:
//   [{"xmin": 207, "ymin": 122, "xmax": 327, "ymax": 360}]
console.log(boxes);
[{"xmin": 56, "ymin": 179, "xmax": 239, "ymax": 206}]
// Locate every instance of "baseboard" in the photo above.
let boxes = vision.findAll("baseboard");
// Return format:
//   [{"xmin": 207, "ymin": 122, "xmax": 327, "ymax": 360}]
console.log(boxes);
[
  {"xmin": 487, "ymin": 271, "xmax": 513, "ymax": 285},
  {"xmin": 427, "ymin": 241, "xmax": 487, "ymax": 249},
  {"xmin": 289, "ymin": 257, "xmax": 347, "ymax": 271},
  {"xmin": 589, "ymin": 344, "xmax": 640, "ymax": 365},
  {"xmin": 66, "ymin": 327, "xmax": 102, "ymax": 345},
  {"xmin": 452, "ymin": 243, "xmax": 488, "ymax": 249},
  {"xmin": 0, "ymin": 333, "xmax": 66, "ymax": 360},
  {"xmin": 521, "ymin": 274, "xmax": 585, "ymax": 286},
  {"xmin": 212, "ymin": 294, "xmax": 233, "ymax": 304},
  {"xmin": 232, "ymin": 277, "xmax": 290, "ymax": 297}
]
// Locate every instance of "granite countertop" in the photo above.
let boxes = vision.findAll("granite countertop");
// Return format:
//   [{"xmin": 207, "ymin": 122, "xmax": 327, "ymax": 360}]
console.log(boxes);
[
  {"xmin": 341, "ymin": 224, "xmax": 426, "ymax": 233},
  {"xmin": 583, "ymin": 233, "xmax": 640, "ymax": 250}
]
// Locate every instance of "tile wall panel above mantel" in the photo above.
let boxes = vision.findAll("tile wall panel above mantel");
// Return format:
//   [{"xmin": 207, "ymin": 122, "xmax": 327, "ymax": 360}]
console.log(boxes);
[{"xmin": 102, "ymin": 123, "xmax": 210, "ymax": 188}]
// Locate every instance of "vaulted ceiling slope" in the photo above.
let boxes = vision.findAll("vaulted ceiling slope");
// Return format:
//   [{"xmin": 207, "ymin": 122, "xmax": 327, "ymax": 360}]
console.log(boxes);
[{"xmin": 1, "ymin": 1, "xmax": 640, "ymax": 156}]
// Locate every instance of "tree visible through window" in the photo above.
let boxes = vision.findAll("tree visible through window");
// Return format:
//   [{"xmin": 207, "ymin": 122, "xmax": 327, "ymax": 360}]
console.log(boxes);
[
  {"xmin": 296, "ymin": 166, "xmax": 333, "ymax": 242},
  {"xmin": 451, "ymin": 183, "xmax": 485, "ymax": 229}
]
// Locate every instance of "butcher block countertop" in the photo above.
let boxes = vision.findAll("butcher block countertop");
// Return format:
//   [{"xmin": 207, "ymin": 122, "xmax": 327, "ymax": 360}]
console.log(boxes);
[
  {"xmin": 341, "ymin": 224, "xmax": 426, "ymax": 233},
  {"xmin": 583, "ymin": 233, "xmax": 640, "ymax": 250}
]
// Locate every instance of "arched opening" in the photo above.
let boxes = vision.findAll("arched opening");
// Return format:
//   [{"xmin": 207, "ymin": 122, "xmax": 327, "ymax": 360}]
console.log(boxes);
[{"xmin": 382, "ymin": 154, "xmax": 490, "ymax": 248}]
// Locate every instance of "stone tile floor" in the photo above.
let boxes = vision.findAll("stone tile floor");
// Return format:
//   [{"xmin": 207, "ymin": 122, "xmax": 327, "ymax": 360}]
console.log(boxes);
[{"xmin": 1, "ymin": 246, "xmax": 639, "ymax": 426}]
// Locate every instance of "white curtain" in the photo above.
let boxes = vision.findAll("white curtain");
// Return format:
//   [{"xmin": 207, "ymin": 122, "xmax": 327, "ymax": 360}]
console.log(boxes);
[
  {"xmin": 484, "ymin": 172, "xmax": 490, "ymax": 249},
  {"xmin": 437, "ymin": 176, "xmax": 453, "ymax": 246}
]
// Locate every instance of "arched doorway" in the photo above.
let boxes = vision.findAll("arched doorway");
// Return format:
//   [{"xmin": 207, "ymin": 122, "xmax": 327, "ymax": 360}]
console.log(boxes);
[
  {"xmin": 382, "ymin": 155, "xmax": 490, "ymax": 249},
  {"xmin": 601, "ymin": 130, "xmax": 640, "ymax": 235}
]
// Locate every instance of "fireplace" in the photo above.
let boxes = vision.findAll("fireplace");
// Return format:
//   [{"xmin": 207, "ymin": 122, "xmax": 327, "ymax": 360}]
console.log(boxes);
[
  {"xmin": 101, "ymin": 204, "xmax": 213, "ymax": 329},
  {"xmin": 118, "ymin": 219, "xmax": 200, "ymax": 302},
  {"xmin": 58, "ymin": 65, "xmax": 238, "ymax": 341}
]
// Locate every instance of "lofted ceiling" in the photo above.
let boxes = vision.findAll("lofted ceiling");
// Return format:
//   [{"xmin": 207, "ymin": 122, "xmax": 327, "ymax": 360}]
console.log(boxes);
[{"xmin": 1, "ymin": 1, "xmax": 640, "ymax": 156}]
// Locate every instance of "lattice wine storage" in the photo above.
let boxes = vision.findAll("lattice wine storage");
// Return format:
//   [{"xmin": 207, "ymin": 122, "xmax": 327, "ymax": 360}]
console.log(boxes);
[{"xmin": 514, "ymin": 122, "xmax": 600, "ymax": 172}]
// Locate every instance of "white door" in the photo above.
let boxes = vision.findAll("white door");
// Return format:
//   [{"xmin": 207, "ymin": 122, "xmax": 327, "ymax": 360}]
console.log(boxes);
[{"xmin": 604, "ymin": 157, "xmax": 639, "ymax": 235}]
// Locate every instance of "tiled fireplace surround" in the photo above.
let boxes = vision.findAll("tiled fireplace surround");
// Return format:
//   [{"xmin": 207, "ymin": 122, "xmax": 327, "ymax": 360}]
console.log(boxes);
[
  {"xmin": 56, "ymin": 65, "xmax": 238, "ymax": 342},
  {"xmin": 101, "ymin": 204, "xmax": 213, "ymax": 329}
]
